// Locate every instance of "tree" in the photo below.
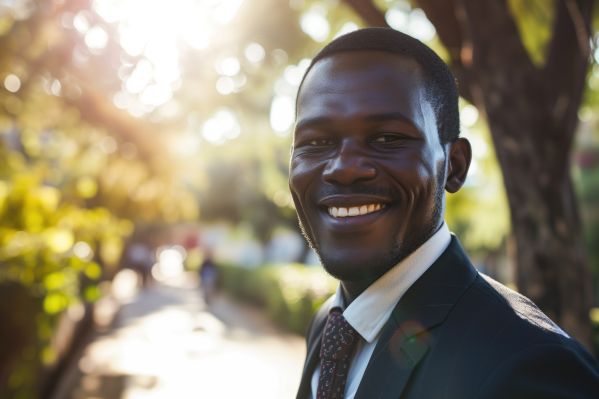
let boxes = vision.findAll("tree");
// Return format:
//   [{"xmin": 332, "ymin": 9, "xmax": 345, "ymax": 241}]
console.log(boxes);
[
  {"xmin": 0, "ymin": 2, "xmax": 200, "ymax": 395},
  {"xmin": 342, "ymin": 0, "xmax": 596, "ymax": 348}
]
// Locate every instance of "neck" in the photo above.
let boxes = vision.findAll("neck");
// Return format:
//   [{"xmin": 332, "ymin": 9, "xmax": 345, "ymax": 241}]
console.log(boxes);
[
  {"xmin": 340, "ymin": 279, "xmax": 373, "ymax": 305},
  {"xmin": 339, "ymin": 222, "xmax": 446, "ymax": 305}
]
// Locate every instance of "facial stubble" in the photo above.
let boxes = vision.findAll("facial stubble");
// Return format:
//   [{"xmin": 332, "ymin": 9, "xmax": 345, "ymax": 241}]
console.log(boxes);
[{"xmin": 296, "ymin": 165, "xmax": 446, "ymax": 283}]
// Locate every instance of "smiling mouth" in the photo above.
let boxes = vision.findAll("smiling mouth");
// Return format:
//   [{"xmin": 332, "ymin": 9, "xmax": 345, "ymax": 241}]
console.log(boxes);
[{"xmin": 327, "ymin": 203, "xmax": 386, "ymax": 218}]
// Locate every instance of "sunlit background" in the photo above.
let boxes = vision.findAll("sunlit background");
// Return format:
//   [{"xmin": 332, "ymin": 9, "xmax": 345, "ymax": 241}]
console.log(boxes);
[{"xmin": 1, "ymin": 0, "xmax": 598, "ymax": 398}]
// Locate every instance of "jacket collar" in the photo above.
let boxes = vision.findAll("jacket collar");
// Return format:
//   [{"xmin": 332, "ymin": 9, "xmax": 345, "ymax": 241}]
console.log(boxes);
[
  {"xmin": 296, "ymin": 296, "xmax": 332, "ymax": 399},
  {"xmin": 354, "ymin": 236, "xmax": 478, "ymax": 399},
  {"xmin": 296, "ymin": 236, "xmax": 477, "ymax": 399}
]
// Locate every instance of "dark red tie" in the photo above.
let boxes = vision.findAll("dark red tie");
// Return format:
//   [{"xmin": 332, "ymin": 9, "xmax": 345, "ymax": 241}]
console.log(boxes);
[{"xmin": 316, "ymin": 308, "xmax": 359, "ymax": 399}]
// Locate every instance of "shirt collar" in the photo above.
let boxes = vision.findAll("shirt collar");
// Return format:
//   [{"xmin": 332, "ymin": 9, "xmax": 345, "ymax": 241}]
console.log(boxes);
[{"xmin": 329, "ymin": 223, "xmax": 451, "ymax": 343}]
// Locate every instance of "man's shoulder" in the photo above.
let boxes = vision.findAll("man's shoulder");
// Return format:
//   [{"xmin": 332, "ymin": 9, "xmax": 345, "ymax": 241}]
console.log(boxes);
[
  {"xmin": 470, "ymin": 272, "xmax": 569, "ymax": 339},
  {"xmin": 432, "ymin": 237, "xmax": 574, "ymax": 345},
  {"xmin": 407, "ymin": 269, "xmax": 599, "ymax": 398},
  {"xmin": 460, "ymin": 275, "xmax": 599, "ymax": 396},
  {"xmin": 441, "ymin": 270, "xmax": 598, "ymax": 371}
]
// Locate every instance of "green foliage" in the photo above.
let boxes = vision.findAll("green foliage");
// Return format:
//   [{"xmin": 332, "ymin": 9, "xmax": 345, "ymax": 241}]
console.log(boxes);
[
  {"xmin": 219, "ymin": 262, "xmax": 336, "ymax": 334},
  {"xmin": 0, "ymin": 171, "xmax": 132, "ymax": 286},
  {"xmin": 0, "ymin": 167, "xmax": 132, "ymax": 397},
  {"xmin": 507, "ymin": 0, "xmax": 555, "ymax": 66},
  {"xmin": 0, "ymin": 2, "xmax": 202, "ymax": 393},
  {"xmin": 197, "ymin": 151, "xmax": 297, "ymax": 243}
]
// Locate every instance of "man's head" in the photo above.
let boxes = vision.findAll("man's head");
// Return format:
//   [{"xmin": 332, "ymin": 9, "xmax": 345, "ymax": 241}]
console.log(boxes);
[{"xmin": 289, "ymin": 28, "xmax": 471, "ymax": 290}]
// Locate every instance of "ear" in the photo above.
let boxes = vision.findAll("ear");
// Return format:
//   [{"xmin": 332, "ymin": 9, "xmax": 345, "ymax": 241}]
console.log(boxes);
[{"xmin": 445, "ymin": 137, "xmax": 472, "ymax": 193}]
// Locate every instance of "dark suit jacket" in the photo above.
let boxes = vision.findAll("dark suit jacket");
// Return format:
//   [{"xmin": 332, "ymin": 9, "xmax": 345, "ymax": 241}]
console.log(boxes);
[{"xmin": 296, "ymin": 237, "xmax": 599, "ymax": 399}]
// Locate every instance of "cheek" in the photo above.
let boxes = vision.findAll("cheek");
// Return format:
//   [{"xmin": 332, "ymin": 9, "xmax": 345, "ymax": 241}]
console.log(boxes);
[
  {"xmin": 416, "ymin": 144, "xmax": 442, "ymax": 177},
  {"xmin": 410, "ymin": 145, "xmax": 444, "ymax": 190},
  {"xmin": 289, "ymin": 158, "xmax": 323, "ymax": 247},
  {"xmin": 381, "ymin": 151, "xmax": 436, "ymax": 187},
  {"xmin": 289, "ymin": 158, "xmax": 324, "ymax": 230},
  {"xmin": 289, "ymin": 160, "xmax": 308, "ymax": 199},
  {"xmin": 379, "ymin": 153, "xmax": 439, "ymax": 211},
  {"xmin": 289, "ymin": 157, "xmax": 323, "ymax": 198}
]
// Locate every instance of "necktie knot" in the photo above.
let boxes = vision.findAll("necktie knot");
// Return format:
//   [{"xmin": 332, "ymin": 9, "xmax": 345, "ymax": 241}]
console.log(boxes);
[{"xmin": 320, "ymin": 309, "xmax": 358, "ymax": 361}]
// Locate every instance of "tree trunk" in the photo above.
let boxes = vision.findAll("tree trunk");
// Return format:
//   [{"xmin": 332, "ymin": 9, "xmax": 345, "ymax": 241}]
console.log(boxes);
[
  {"xmin": 342, "ymin": 0, "xmax": 595, "ymax": 350},
  {"xmin": 485, "ymin": 98, "xmax": 593, "ymax": 348},
  {"xmin": 460, "ymin": 0, "xmax": 594, "ymax": 350},
  {"xmin": 0, "ymin": 283, "xmax": 38, "ymax": 397}
]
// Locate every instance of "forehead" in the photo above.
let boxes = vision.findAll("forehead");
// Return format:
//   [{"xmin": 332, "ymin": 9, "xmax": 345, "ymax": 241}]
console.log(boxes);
[
  {"xmin": 296, "ymin": 51, "xmax": 430, "ymax": 131},
  {"xmin": 302, "ymin": 50, "xmax": 423, "ymax": 86}
]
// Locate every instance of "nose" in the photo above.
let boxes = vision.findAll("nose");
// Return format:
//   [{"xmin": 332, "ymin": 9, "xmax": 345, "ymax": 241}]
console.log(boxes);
[{"xmin": 323, "ymin": 140, "xmax": 376, "ymax": 185}]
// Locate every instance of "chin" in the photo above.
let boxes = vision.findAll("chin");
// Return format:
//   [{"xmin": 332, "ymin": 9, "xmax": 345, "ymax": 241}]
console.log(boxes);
[{"xmin": 318, "ymin": 246, "xmax": 403, "ymax": 283}]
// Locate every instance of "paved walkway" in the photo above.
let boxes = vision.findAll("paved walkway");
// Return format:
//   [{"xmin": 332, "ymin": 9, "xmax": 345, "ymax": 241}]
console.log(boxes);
[{"xmin": 61, "ymin": 272, "xmax": 306, "ymax": 399}]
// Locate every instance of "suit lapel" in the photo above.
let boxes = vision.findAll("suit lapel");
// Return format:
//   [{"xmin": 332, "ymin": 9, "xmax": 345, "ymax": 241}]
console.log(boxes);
[
  {"xmin": 296, "ymin": 297, "xmax": 333, "ymax": 399},
  {"xmin": 355, "ymin": 237, "xmax": 478, "ymax": 399}
]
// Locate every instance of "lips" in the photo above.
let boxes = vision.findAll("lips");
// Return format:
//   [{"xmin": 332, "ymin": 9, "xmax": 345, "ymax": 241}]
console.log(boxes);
[{"xmin": 328, "ymin": 203, "xmax": 385, "ymax": 218}]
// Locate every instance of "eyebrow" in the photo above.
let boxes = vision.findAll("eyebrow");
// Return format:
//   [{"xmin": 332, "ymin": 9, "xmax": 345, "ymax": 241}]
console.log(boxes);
[
  {"xmin": 295, "ymin": 112, "xmax": 419, "ymax": 132},
  {"xmin": 294, "ymin": 116, "xmax": 332, "ymax": 132}
]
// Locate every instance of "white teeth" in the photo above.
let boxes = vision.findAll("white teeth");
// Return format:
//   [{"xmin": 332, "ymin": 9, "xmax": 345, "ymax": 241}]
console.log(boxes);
[{"xmin": 327, "ymin": 204, "xmax": 386, "ymax": 218}]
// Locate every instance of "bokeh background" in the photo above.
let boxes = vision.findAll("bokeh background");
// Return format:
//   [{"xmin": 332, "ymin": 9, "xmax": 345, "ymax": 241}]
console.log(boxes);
[{"xmin": 0, "ymin": 0, "xmax": 598, "ymax": 398}]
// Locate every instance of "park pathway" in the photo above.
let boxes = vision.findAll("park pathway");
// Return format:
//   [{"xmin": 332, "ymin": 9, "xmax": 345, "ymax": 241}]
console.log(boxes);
[{"xmin": 57, "ymin": 272, "xmax": 306, "ymax": 399}]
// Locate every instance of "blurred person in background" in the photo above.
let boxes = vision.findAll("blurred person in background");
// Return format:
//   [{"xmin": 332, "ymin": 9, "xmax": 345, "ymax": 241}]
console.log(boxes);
[
  {"xmin": 290, "ymin": 28, "xmax": 599, "ymax": 399},
  {"xmin": 127, "ymin": 241, "xmax": 154, "ymax": 288},
  {"xmin": 199, "ymin": 249, "xmax": 218, "ymax": 305}
]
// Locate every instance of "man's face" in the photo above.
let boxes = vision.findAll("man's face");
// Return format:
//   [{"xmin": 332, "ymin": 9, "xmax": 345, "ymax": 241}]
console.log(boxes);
[{"xmin": 289, "ymin": 51, "xmax": 447, "ymax": 284}]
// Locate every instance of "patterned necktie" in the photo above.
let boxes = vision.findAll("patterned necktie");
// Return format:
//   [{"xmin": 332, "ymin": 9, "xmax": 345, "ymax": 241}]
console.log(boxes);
[{"xmin": 316, "ymin": 308, "xmax": 359, "ymax": 399}]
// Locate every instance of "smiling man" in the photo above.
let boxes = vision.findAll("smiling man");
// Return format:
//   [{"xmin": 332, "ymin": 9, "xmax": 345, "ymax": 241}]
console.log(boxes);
[{"xmin": 290, "ymin": 28, "xmax": 598, "ymax": 399}]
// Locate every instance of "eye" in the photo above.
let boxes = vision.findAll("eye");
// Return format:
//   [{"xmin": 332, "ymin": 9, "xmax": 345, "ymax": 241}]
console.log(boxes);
[
  {"xmin": 308, "ymin": 138, "xmax": 335, "ymax": 146},
  {"xmin": 372, "ymin": 133, "xmax": 403, "ymax": 143},
  {"xmin": 292, "ymin": 136, "xmax": 336, "ymax": 156}
]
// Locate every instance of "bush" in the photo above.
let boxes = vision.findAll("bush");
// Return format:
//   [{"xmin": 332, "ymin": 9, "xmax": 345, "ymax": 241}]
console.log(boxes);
[
  {"xmin": 219, "ymin": 262, "xmax": 336, "ymax": 334},
  {"xmin": 0, "ymin": 173, "xmax": 133, "ymax": 398}
]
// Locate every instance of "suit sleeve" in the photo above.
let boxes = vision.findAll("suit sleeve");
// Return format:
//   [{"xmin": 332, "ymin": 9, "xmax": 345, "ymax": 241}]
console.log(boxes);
[{"xmin": 475, "ymin": 343, "xmax": 599, "ymax": 399}]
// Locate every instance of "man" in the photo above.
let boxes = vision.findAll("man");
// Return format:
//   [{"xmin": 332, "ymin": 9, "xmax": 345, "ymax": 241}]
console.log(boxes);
[{"xmin": 290, "ymin": 28, "xmax": 599, "ymax": 399}]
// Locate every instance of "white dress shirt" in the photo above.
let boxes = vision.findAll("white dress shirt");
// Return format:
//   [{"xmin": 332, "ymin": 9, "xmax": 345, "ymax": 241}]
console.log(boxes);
[{"xmin": 310, "ymin": 223, "xmax": 451, "ymax": 399}]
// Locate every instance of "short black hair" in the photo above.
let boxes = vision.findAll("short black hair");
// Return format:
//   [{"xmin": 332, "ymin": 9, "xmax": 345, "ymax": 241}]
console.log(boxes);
[{"xmin": 297, "ymin": 27, "xmax": 460, "ymax": 143}]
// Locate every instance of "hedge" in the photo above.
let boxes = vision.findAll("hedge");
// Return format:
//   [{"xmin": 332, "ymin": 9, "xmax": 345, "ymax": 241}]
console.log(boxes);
[{"xmin": 218, "ymin": 262, "xmax": 337, "ymax": 335}]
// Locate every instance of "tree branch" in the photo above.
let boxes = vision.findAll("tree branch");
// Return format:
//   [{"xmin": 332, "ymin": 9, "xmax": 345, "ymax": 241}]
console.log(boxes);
[
  {"xmin": 564, "ymin": 0, "xmax": 593, "ymax": 59},
  {"xmin": 342, "ymin": 0, "xmax": 475, "ymax": 102},
  {"xmin": 416, "ymin": 0, "xmax": 464, "ymax": 62},
  {"xmin": 543, "ymin": 0, "xmax": 593, "ymax": 135},
  {"xmin": 545, "ymin": 0, "xmax": 593, "ymax": 91},
  {"xmin": 416, "ymin": 0, "xmax": 474, "ymax": 102},
  {"xmin": 541, "ymin": 0, "xmax": 594, "ymax": 176},
  {"xmin": 461, "ymin": 0, "xmax": 536, "ymax": 74},
  {"xmin": 62, "ymin": 75, "xmax": 167, "ymax": 167},
  {"xmin": 342, "ymin": 0, "xmax": 389, "ymax": 27}
]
